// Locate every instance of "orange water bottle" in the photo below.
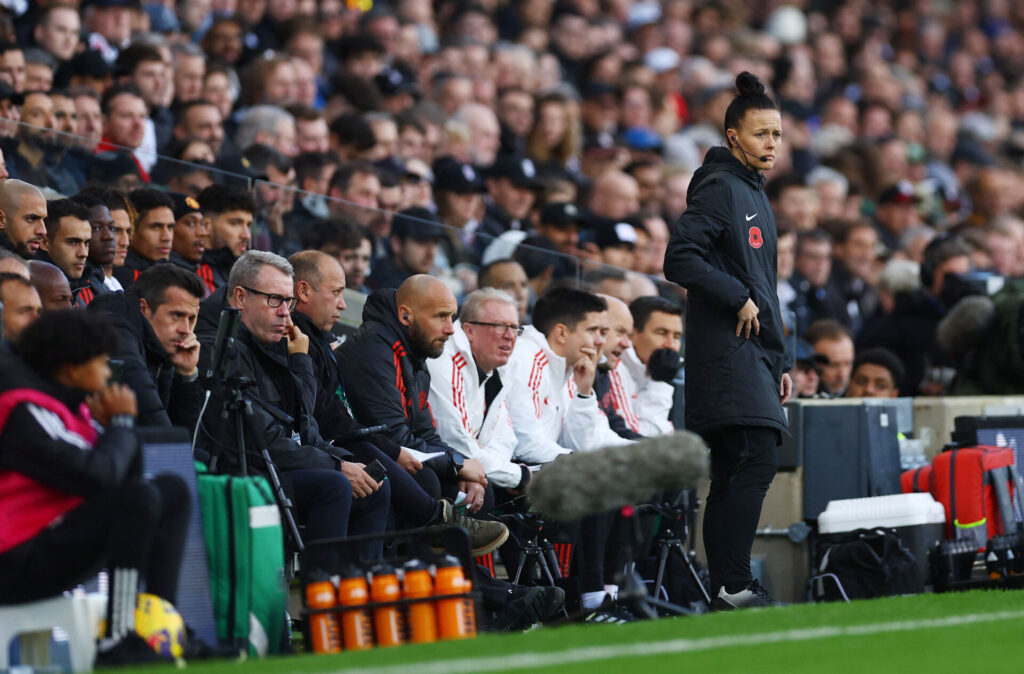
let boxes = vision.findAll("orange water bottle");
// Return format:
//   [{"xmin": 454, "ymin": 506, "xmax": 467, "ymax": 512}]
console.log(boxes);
[
  {"xmin": 337, "ymin": 567, "xmax": 374, "ymax": 651},
  {"xmin": 434, "ymin": 555, "xmax": 477, "ymax": 640},
  {"xmin": 402, "ymin": 559, "xmax": 437, "ymax": 644},
  {"xmin": 370, "ymin": 563, "xmax": 406, "ymax": 647},
  {"xmin": 305, "ymin": 572, "xmax": 342, "ymax": 654}
]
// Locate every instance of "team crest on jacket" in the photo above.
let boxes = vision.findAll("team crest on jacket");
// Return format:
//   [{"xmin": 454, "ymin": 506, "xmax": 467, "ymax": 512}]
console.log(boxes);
[{"xmin": 748, "ymin": 226, "xmax": 763, "ymax": 249}]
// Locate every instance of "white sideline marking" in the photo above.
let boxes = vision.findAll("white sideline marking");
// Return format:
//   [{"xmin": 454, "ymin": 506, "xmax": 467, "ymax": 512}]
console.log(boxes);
[{"xmin": 337, "ymin": 610, "xmax": 1024, "ymax": 674}]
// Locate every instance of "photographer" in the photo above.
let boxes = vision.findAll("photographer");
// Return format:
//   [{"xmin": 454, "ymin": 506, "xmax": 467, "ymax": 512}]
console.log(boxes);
[
  {"xmin": 0, "ymin": 311, "xmax": 189, "ymax": 665},
  {"xmin": 196, "ymin": 251, "xmax": 389, "ymax": 559}
]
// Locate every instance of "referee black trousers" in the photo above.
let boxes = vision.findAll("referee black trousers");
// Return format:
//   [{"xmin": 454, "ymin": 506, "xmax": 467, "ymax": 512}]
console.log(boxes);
[{"xmin": 701, "ymin": 426, "xmax": 778, "ymax": 594}]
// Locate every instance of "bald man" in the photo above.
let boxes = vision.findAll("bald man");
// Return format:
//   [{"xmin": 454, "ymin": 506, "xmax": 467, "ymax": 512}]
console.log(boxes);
[
  {"xmin": 0, "ymin": 179, "xmax": 48, "ymax": 259},
  {"xmin": 595, "ymin": 294, "xmax": 643, "ymax": 440},
  {"xmin": 0, "ymin": 249, "xmax": 30, "ymax": 278},
  {"xmin": 589, "ymin": 171, "xmax": 640, "ymax": 220},
  {"xmin": 28, "ymin": 259, "xmax": 73, "ymax": 311},
  {"xmin": 338, "ymin": 274, "xmax": 492, "ymax": 506}
]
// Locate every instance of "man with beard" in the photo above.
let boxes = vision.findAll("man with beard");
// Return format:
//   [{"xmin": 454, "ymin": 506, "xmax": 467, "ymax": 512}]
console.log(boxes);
[
  {"xmin": 6, "ymin": 91, "xmax": 89, "ymax": 195},
  {"xmin": 195, "ymin": 185, "xmax": 255, "ymax": 292},
  {"xmin": 36, "ymin": 199, "xmax": 92, "ymax": 295},
  {"xmin": 0, "ymin": 180, "xmax": 47, "ymax": 260},
  {"xmin": 114, "ymin": 189, "xmax": 174, "ymax": 287},
  {"xmin": 338, "ymin": 275, "xmax": 490, "ymax": 505},
  {"xmin": 367, "ymin": 207, "xmax": 443, "ymax": 291}
]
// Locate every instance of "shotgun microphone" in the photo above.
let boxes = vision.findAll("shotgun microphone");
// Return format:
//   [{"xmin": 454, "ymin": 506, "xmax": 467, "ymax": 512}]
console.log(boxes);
[
  {"xmin": 527, "ymin": 431, "xmax": 709, "ymax": 521},
  {"xmin": 336, "ymin": 424, "xmax": 390, "ymax": 442}
]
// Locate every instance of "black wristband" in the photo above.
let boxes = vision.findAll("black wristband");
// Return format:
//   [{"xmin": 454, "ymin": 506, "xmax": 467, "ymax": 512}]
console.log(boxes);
[{"xmin": 517, "ymin": 464, "xmax": 532, "ymax": 489}]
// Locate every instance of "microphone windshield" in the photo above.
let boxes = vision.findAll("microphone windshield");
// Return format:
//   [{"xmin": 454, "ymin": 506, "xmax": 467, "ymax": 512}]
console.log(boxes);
[{"xmin": 527, "ymin": 432, "xmax": 709, "ymax": 521}]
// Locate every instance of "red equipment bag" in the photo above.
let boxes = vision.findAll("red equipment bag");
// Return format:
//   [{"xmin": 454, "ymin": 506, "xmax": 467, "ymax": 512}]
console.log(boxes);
[
  {"xmin": 900, "ymin": 465, "xmax": 932, "ymax": 494},
  {"xmin": 930, "ymin": 446, "xmax": 1019, "ymax": 549}
]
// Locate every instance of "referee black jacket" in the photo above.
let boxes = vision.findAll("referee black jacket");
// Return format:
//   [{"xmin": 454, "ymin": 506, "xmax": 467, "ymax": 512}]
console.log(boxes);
[{"xmin": 664, "ymin": 147, "xmax": 790, "ymax": 435}]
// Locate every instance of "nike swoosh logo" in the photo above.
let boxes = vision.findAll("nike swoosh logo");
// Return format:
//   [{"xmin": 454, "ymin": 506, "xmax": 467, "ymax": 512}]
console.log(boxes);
[{"xmin": 745, "ymin": 213, "xmax": 758, "ymax": 221}]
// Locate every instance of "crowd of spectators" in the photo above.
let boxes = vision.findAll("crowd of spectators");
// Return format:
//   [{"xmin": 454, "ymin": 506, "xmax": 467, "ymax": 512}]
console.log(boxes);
[
  {"xmin": 3, "ymin": 0, "xmax": 1024, "ymax": 661},
  {"xmin": 0, "ymin": 0, "xmax": 1020, "ymax": 398}
]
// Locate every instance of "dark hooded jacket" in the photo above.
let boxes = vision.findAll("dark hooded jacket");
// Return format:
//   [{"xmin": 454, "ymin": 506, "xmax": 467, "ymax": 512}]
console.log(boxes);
[
  {"xmin": 113, "ymin": 249, "xmax": 158, "ymax": 288},
  {"xmin": 195, "ymin": 290, "xmax": 352, "ymax": 474},
  {"xmin": 663, "ymin": 147, "xmax": 789, "ymax": 435},
  {"xmin": 72, "ymin": 263, "xmax": 114, "ymax": 307},
  {"xmin": 196, "ymin": 246, "xmax": 236, "ymax": 293},
  {"xmin": 87, "ymin": 289, "xmax": 205, "ymax": 429},
  {"xmin": 291, "ymin": 309, "xmax": 404, "ymax": 460},
  {"xmin": 336, "ymin": 288, "xmax": 463, "ymax": 479}
]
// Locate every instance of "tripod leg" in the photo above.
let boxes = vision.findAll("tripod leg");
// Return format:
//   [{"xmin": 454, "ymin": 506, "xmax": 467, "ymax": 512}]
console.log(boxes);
[
  {"xmin": 671, "ymin": 541, "xmax": 711, "ymax": 607},
  {"xmin": 653, "ymin": 541, "xmax": 671, "ymax": 601},
  {"xmin": 536, "ymin": 550, "xmax": 557, "ymax": 586},
  {"xmin": 512, "ymin": 549, "xmax": 529, "ymax": 584},
  {"xmin": 542, "ymin": 541, "xmax": 563, "ymax": 579}
]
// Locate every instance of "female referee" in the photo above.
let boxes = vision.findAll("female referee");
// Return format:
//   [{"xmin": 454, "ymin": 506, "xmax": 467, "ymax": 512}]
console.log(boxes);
[{"xmin": 664, "ymin": 72, "xmax": 793, "ymax": 609}]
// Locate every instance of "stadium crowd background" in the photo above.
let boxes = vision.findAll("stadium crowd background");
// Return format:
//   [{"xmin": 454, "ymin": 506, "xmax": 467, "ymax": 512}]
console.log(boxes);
[
  {"xmin": 0, "ymin": 0, "xmax": 1022, "ymax": 662},
  {"xmin": 0, "ymin": 0, "xmax": 1022, "ymax": 398}
]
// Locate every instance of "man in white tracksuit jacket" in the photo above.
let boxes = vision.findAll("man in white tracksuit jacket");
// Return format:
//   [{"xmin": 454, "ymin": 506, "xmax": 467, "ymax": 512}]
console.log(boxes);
[{"xmin": 427, "ymin": 289, "xmax": 554, "ymax": 491}]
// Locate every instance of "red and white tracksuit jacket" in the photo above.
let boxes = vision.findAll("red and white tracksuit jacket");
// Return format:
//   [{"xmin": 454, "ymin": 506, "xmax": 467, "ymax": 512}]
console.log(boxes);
[
  {"xmin": 505, "ymin": 326, "xmax": 631, "ymax": 458},
  {"xmin": 612, "ymin": 346, "xmax": 675, "ymax": 437},
  {"xmin": 427, "ymin": 323, "xmax": 528, "ymax": 488}
]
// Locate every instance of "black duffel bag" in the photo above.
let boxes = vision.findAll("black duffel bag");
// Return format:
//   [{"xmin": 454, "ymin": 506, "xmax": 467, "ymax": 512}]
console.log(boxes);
[{"xmin": 813, "ymin": 528, "xmax": 924, "ymax": 601}]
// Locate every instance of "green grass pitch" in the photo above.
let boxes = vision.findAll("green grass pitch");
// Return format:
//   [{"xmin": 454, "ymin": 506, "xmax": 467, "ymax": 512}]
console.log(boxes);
[{"xmin": 134, "ymin": 589, "xmax": 1024, "ymax": 673}]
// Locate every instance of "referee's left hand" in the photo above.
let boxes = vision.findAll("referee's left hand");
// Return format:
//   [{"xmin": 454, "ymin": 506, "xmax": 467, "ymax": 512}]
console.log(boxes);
[{"xmin": 779, "ymin": 372, "xmax": 793, "ymax": 405}]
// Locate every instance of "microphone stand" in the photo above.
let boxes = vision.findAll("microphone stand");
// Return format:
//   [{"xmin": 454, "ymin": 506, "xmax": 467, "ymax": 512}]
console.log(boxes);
[
  {"xmin": 640, "ymin": 491, "xmax": 712, "ymax": 608},
  {"xmin": 215, "ymin": 372, "xmax": 304, "ymax": 553},
  {"xmin": 612, "ymin": 504, "xmax": 694, "ymax": 618}
]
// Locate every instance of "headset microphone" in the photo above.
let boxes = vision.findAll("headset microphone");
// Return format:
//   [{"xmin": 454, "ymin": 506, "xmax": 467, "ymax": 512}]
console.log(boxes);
[{"xmin": 730, "ymin": 135, "xmax": 769, "ymax": 163}]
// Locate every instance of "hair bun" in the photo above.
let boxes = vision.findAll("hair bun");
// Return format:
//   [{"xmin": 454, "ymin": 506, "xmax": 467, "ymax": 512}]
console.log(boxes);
[{"xmin": 735, "ymin": 71, "xmax": 766, "ymax": 97}]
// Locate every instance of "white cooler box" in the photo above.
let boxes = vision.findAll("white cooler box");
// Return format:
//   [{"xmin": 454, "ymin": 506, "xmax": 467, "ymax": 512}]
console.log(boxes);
[{"xmin": 819, "ymin": 493, "xmax": 946, "ymax": 585}]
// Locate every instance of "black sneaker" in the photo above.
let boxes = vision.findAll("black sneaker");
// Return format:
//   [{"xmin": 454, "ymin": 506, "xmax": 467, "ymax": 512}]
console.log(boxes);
[
  {"xmin": 95, "ymin": 633, "xmax": 171, "ymax": 667},
  {"xmin": 509, "ymin": 584, "xmax": 565, "ymax": 622},
  {"xmin": 584, "ymin": 602, "xmax": 638, "ymax": 624},
  {"xmin": 711, "ymin": 580, "xmax": 788, "ymax": 610},
  {"xmin": 489, "ymin": 586, "xmax": 545, "ymax": 631},
  {"xmin": 441, "ymin": 499, "xmax": 510, "ymax": 556}
]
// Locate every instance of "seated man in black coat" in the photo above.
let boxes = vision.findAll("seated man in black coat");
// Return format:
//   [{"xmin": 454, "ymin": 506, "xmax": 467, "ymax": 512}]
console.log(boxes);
[
  {"xmin": 288, "ymin": 250, "xmax": 508, "ymax": 555},
  {"xmin": 87, "ymin": 263, "xmax": 205, "ymax": 430},
  {"xmin": 195, "ymin": 250, "xmax": 389, "ymax": 562},
  {"xmin": 337, "ymin": 274, "xmax": 490, "ymax": 506}
]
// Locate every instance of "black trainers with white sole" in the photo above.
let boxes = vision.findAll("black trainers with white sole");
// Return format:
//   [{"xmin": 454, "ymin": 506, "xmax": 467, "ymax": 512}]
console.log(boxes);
[{"xmin": 711, "ymin": 580, "xmax": 788, "ymax": 610}]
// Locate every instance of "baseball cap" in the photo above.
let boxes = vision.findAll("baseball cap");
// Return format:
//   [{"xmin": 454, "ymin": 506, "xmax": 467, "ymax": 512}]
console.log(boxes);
[
  {"xmin": 539, "ymin": 202, "xmax": 582, "ymax": 229},
  {"xmin": 581, "ymin": 81, "xmax": 616, "ymax": 101},
  {"xmin": 391, "ymin": 206, "xmax": 445, "ymax": 241},
  {"xmin": 878, "ymin": 180, "xmax": 919, "ymax": 206},
  {"xmin": 433, "ymin": 157, "xmax": 485, "ymax": 193},
  {"xmin": 488, "ymin": 155, "xmax": 541, "ymax": 189},
  {"xmin": 622, "ymin": 126, "xmax": 664, "ymax": 152},
  {"xmin": 170, "ymin": 193, "xmax": 202, "ymax": 221},
  {"xmin": 375, "ymin": 65, "xmax": 419, "ymax": 98},
  {"xmin": 593, "ymin": 218, "xmax": 639, "ymax": 249}
]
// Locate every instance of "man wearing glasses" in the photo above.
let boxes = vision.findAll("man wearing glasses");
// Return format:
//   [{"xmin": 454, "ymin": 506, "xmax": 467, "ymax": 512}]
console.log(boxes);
[
  {"xmin": 196, "ymin": 250, "xmax": 391, "ymax": 561},
  {"xmin": 427, "ymin": 288, "xmax": 541, "ymax": 495}
]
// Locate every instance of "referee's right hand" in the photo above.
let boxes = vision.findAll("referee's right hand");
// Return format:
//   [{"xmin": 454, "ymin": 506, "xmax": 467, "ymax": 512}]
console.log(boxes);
[{"xmin": 736, "ymin": 298, "xmax": 760, "ymax": 338}]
